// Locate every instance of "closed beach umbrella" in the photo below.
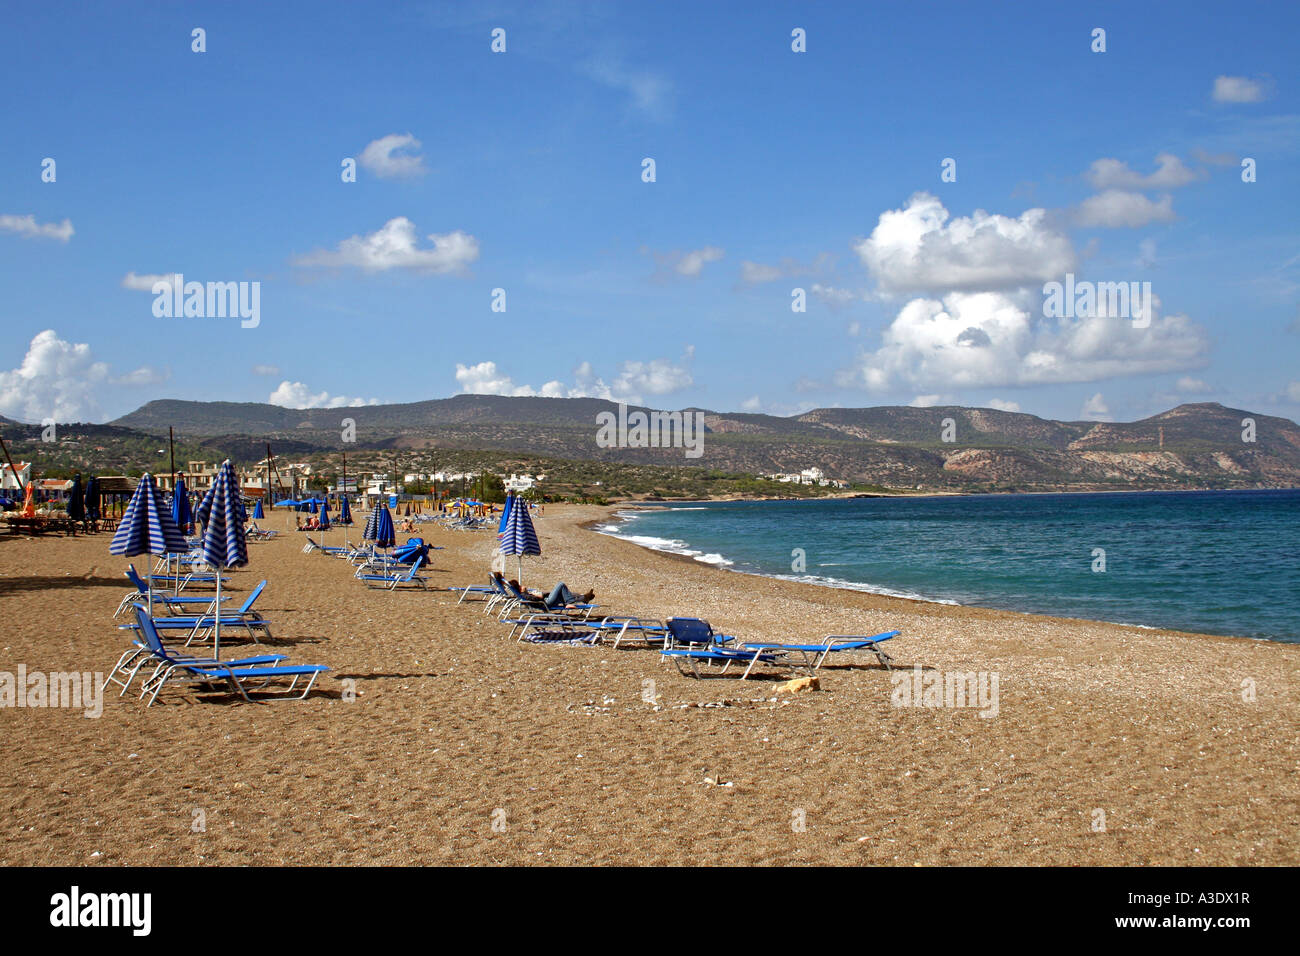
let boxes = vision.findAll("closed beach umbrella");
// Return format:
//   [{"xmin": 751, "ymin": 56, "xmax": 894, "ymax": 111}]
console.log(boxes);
[
  {"xmin": 364, "ymin": 503, "xmax": 395, "ymax": 551},
  {"xmin": 499, "ymin": 492, "xmax": 541, "ymax": 583},
  {"xmin": 194, "ymin": 460, "xmax": 249, "ymax": 659},
  {"xmin": 172, "ymin": 477, "xmax": 193, "ymax": 534},
  {"xmin": 21, "ymin": 481, "xmax": 35, "ymax": 517},
  {"xmin": 84, "ymin": 476, "xmax": 100, "ymax": 524},
  {"xmin": 319, "ymin": 497, "xmax": 330, "ymax": 532},
  {"xmin": 252, "ymin": 499, "xmax": 264, "ymax": 520},
  {"xmin": 67, "ymin": 474, "xmax": 85, "ymax": 524},
  {"xmin": 337, "ymin": 494, "xmax": 352, "ymax": 525},
  {"xmin": 308, "ymin": 499, "xmax": 319, "ymax": 514},
  {"xmin": 109, "ymin": 472, "xmax": 189, "ymax": 617}
]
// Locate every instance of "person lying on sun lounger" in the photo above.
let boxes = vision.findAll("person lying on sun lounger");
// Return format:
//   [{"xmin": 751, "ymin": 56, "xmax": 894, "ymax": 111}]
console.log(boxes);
[{"xmin": 495, "ymin": 573, "xmax": 595, "ymax": 609}]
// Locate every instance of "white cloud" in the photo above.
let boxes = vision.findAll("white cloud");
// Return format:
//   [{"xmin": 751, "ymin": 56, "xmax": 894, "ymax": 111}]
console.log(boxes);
[
  {"xmin": 0, "ymin": 330, "xmax": 163, "ymax": 422},
  {"xmin": 1081, "ymin": 393, "xmax": 1112, "ymax": 421},
  {"xmin": 294, "ymin": 217, "xmax": 479, "ymax": 274},
  {"xmin": 1075, "ymin": 190, "xmax": 1176, "ymax": 228},
  {"xmin": 251, "ymin": 364, "xmax": 280, "ymax": 376},
  {"xmin": 740, "ymin": 395, "xmax": 762, "ymax": 411},
  {"xmin": 854, "ymin": 193, "xmax": 1076, "ymax": 295},
  {"xmin": 909, "ymin": 394, "xmax": 945, "ymax": 408},
  {"xmin": 649, "ymin": 246, "xmax": 724, "ymax": 278},
  {"xmin": 1175, "ymin": 376, "xmax": 1211, "ymax": 393},
  {"xmin": 121, "ymin": 271, "xmax": 180, "ymax": 292},
  {"xmin": 986, "ymin": 398, "xmax": 1021, "ymax": 412},
  {"xmin": 1084, "ymin": 153, "xmax": 1201, "ymax": 190},
  {"xmin": 0, "ymin": 214, "xmax": 74, "ymax": 242},
  {"xmin": 455, "ymin": 348, "xmax": 695, "ymax": 405},
  {"xmin": 268, "ymin": 381, "xmax": 381, "ymax": 409},
  {"xmin": 840, "ymin": 290, "xmax": 1208, "ymax": 392},
  {"xmin": 581, "ymin": 57, "xmax": 673, "ymax": 119},
  {"xmin": 358, "ymin": 133, "xmax": 428, "ymax": 179},
  {"xmin": 811, "ymin": 284, "xmax": 859, "ymax": 308},
  {"xmin": 1213, "ymin": 75, "xmax": 1268, "ymax": 104}
]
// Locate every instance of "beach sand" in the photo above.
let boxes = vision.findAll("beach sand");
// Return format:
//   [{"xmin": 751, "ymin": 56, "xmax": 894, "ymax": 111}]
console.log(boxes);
[{"xmin": 1, "ymin": 504, "xmax": 1296, "ymax": 866}]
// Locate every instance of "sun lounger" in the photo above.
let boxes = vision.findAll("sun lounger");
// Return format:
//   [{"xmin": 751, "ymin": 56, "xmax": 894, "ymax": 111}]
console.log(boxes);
[
  {"xmin": 126, "ymin": 605, "xmax": 327, "ymax": 706},
  {"xmin": 103, "ymin": 638, "xmax": 286, "ymax": 698},
  {"xmin": 659, "ymin": 617, "xmax": 796, "ymax": 679},
  {"xmin": 121, "ymin": 580, "xmax": 272, "ymax": 645},
  {"xmin": 740, "ymin": 631, "xmax": 901, "ymax": 672},
  {"xmin": 114, "ymin": 565, "xmax": 231, "ymax": 618},
  {"xmin": 358, "ymin": 555, "xmax": 428, "ymax": 590}
]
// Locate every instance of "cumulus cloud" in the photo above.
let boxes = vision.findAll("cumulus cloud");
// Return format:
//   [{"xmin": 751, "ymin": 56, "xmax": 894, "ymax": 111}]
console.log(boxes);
[
  {"xmin": 268, "ymin": 381, "xmax": 381, "ymax": 409},
  {"xmin": 739, "ymin": 396, "xmax": 762, "ymax": 411},
  {"xmin": 854, "ymin": 193, "xmax": 1076, "ymax": 295},
  {"xmin": 1213, "ymin": 75, "xmax": 1268, "ymax": 104},
  {"xmin": 839, "ymin": 290, "xmax": 1208, "ymax": 392},
  {"xmin": 358, "ymin": 133, "xmax": 428, "ymax": 179},
  {"xmin": 986, "ymin": 398, "xmax": 1021, "ymax": 412},
  {"xmin": 909, "ymin": 394, "xmax": 946, "ymax": 408},
  {"xmin": 1080, "ymin": 393, "xmax": 1112, "ymax": 421},
  {"xmin": 1176, "ymin": 376, "xmax": 1211, "ymax": 393},
  {"xmin": 1084, "ymin": 153, "xmax": 1201, "ymax": 190},
  {"xmin": 454, "ymin": 348, "xmax": 695, "ymax": 405},
  {"xmin": 293, "ymin": 217, "xmax": 479, "ymax": 274},
  {"xmin": 1075, "ymin": 190, "xmax": 1176, "ymax": 228},
  {"xmin": 0, "ymin": 330, "xmax": 165, "ymax": 423},
  {"xmin": 0, "ymin": 214, "xmax": 74, "ymax": 242}
]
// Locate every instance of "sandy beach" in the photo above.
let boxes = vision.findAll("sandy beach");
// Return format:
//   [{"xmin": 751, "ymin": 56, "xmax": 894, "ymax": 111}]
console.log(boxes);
[{"xmin": 1, "ymin": 504, "xmax": 1297, "ymax": 866}]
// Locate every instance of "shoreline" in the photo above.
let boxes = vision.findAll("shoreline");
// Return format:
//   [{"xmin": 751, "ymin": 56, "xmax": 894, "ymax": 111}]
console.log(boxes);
[{"xmin": 579, "ymin": 502, "xmax": 1290, "ymax": 648}]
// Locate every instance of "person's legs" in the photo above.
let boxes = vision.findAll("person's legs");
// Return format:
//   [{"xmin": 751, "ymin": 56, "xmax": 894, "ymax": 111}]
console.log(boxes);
[{"xmin": 544, "ymin": 583, "xmax": 575, "ymax": 607}]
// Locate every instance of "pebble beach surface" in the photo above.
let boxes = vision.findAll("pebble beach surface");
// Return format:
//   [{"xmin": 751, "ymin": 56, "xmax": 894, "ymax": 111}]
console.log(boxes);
[{"xmin": 2, "ymin": 504, "xmax": 1296, "ymax": 865}]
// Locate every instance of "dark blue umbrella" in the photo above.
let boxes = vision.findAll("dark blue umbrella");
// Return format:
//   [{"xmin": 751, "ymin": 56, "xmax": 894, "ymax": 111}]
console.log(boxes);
[
  {"xmin": 363, "ymin": 503, "xmax": 395, "ymax": 551},
  {"xmin": 109, "ymin": 472, "xmax": 189, "ymax": 616},
  {"xmin": 194, "ymin": 460, "xmax": 249, "ymax": 658},
  {"xmin": 500, "ymin": 490, "xmax": 541, "ymax": 583},
  {"xmin": 84, "ymin": 476, "xmax": 100, "ymax": 522},
  {"xmin": 498, "ymin": 492, "xmax": 513, "ymax": 535},
  {"xmin": 337, "ymin": 494, "xmax": 352, "ymax": 525},
  {"xmin": 319, "ymin": 497, "xmax": 330, "ymax": 531},
  {"xmin": 67, "ymin": 474, "xmax": 85, "ymax": 523},
  {"xmin": 172, "ymin": 477, "xmax": 193, "ymax": 534},
  {"xmin": 308, "ymin": 499, "xmax": 319, "ymax": 514},
  {"xmin": 252, "ymin": 499, "xmax": 265, "ymax": 520}
]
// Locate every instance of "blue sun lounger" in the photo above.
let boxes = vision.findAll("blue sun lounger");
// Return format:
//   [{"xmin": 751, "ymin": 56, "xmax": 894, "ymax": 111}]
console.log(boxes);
[
  {"xmin": 114, "ymin": 565, "xmax": 232, "ymax": 617},
  {"xmin": 128, "ymin": 605, "xmax": 328, "ymax": 706},
  {"xmin": 658, "ymin": 618, "xmax": 805, "ymax": 680},
  {"xmin": 120, "ymin": 580, "xmax": 272, "ymax": 644},
  {"xmin": 359, "ymin": 555, "xmax": 428, "ymax": 590},
  {"xmin": 740, "ymin": 631, "xmax": 901, "ymax": 672}
]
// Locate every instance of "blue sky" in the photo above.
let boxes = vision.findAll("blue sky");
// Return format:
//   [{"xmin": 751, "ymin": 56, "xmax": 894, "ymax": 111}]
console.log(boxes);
[{"xmin": 2, "ymin": 0, "xmax": 1298, "ymax": 426}]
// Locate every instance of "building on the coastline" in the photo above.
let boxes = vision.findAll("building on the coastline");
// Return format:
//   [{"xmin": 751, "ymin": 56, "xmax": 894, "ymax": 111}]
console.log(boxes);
[
  {"xmin": 0, "ymin": 461, "xmax": 32, "ymax": 492},
  {"xmin": 504, "ymin": 473, "xmax": 542, "ymax": 493},
  {"xmin": 761, "ymin": 466, "xmax": 847, "ymax": 488}
]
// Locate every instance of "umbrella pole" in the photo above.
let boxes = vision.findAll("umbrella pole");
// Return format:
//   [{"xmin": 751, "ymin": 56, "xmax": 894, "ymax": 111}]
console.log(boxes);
[{"xmin": 213, "ymin": 569, "xmax": 222, "ymax": 660}]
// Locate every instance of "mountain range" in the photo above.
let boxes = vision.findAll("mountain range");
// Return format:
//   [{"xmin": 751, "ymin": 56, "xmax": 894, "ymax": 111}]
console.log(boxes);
[{"xmin": 94, "ymin": 396, "xmax": 1300, "ymax": 492}]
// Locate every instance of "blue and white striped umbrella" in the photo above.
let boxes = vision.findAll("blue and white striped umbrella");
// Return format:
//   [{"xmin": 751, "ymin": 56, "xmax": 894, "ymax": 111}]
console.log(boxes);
[
  {"xmin": 110, "ymin": 473, "xmax": 189, "ymax": 617},
  {"xmin": 363, "ymin": 503, "xmax": 395, "ymax": 550},
  {"xmin": 499, "ymin": 491, "xmax": 541, "ymax": 583},
  {"xmin": 193, "ymin": 460, "xmax": 248, "ymax": 658}
]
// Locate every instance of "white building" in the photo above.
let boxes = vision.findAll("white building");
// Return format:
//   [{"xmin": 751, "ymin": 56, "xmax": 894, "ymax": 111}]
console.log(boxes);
[
  {"xmin": 1, "ymin": 461, "xmax": 32, "ymax": 492},
  {"xmin": 504, "ymin": 473, "xmax": 541, "ymax": 493}
]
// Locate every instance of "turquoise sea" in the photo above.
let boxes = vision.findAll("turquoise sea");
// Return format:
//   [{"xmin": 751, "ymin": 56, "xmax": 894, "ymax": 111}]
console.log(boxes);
[{"xmin": 595, "ymin": 489, "xmax": 1300, "ymax": 643}]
